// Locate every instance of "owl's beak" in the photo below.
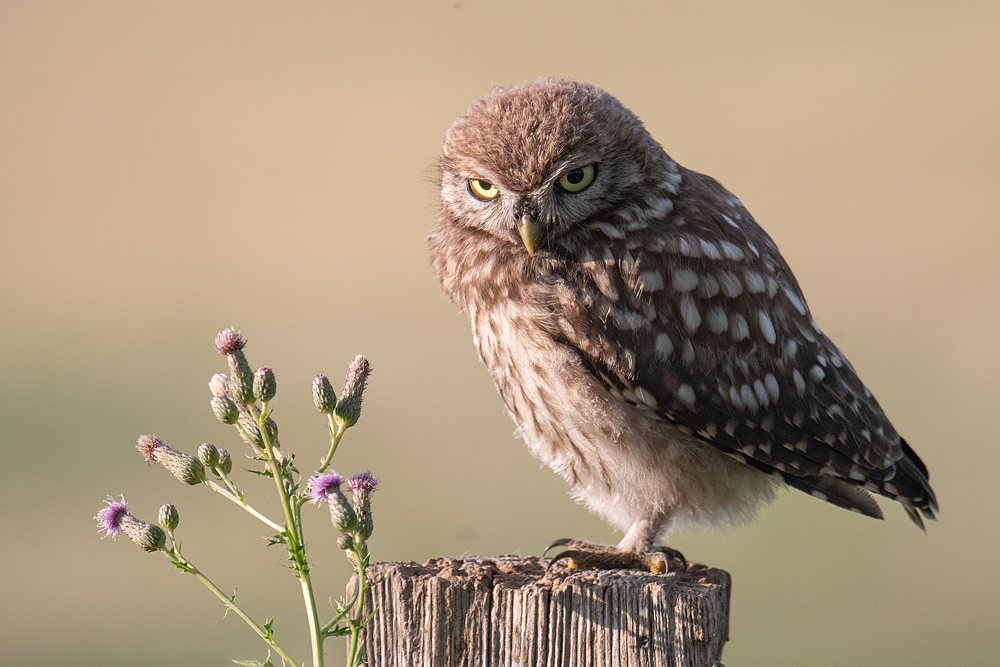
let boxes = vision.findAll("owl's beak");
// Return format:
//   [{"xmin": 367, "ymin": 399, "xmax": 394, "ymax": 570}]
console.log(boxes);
[{"xmin": 517, "ymin": 215, "xmax": 541, "ymax": 256}]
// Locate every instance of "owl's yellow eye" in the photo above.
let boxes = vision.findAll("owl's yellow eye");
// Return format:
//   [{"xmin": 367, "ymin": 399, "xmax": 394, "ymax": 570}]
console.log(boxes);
[
  {"xmin": 557, "ymin": 164, "xmax": 597, "ymax": 193},
  {"xmin": 468, "ymin": 179, "xmax": 499, "ymax": 200}
]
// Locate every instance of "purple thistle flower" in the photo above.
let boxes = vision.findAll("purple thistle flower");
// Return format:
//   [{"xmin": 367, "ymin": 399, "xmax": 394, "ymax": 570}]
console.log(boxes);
[
  {"xmin": 96, "ymin": 495, "xmax": 129, "ymax": 539},
  {"xmin": 214, "ymin": 328, "xmax": 246, "ymax": 355},
  {"xmin": 136, "ymin": 434, "xmax": 164, "ymax": 461},
  {"xmin": 348, "ymin": 471, "xmax": 378, "ymax": 493},
  {"xmin": 307, "ymin": 472, "xmax": 343, "ymax": 504}
]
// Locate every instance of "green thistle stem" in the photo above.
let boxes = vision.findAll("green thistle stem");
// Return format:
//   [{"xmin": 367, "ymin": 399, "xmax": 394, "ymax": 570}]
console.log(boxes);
[
  {"xmin": 317, "ymin": 415, "xmax": 346, "ymax": 474},
  {"xmin": 256, "ymin": 402, "xmax": 324, "ymax": 667},
  {"xmin": 204, "ymin": 479, "xmax": 282, "ymax": 532},
  {"xmin": 163, "ymin": 546, "xmax": 300, "ymax": 667}
]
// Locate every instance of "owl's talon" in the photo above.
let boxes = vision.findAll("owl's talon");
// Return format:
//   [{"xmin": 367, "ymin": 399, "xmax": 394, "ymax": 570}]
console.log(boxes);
[
  {"xmin": 543, "ymin": 538, "xmax": 582, "ymax": 556},
  {"xmin": 546, "ymin": 550, "xmax": 583, "ymax": 572},
  {"xmin": 655, "ymin": 546, "xmax": 688, "ymax": 573}
]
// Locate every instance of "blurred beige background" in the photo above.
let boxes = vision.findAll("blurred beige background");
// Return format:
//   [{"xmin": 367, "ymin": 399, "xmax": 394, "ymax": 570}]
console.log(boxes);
[{"xmin": 2, "ymin": 2, "xmax": 997, "ymax": 666}]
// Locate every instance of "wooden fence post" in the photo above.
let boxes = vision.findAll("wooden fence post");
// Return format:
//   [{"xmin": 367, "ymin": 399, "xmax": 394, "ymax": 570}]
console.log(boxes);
[{"xmin": 359, "ymin": 555, "xmax": 729, "ymax": 667}]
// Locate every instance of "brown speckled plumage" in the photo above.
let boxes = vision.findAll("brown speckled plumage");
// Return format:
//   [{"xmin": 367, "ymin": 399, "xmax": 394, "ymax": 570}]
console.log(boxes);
[{"xmin": 430, "ymin": 78, "xmax": 937, "ymax": 554}]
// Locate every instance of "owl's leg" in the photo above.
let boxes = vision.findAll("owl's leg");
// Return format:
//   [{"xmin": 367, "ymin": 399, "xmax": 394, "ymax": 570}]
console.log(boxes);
[{"xmin": 544, "ymin": 513, "xmax": 686, "ymax": 573}]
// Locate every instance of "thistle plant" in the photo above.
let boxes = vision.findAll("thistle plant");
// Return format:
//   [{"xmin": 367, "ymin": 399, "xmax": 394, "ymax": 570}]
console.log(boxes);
[{"xmin": 95, "ymin": 328, "xmax": 381, "ymax": 667}]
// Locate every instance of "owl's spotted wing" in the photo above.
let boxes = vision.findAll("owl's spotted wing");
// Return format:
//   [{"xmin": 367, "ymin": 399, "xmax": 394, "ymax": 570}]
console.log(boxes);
[{"xmin": 551, "ymin": 169, "xmax": 937, "ymax": 526}]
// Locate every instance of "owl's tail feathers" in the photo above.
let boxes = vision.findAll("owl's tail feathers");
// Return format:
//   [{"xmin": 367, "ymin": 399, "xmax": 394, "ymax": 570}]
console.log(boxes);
[
  {"xmin": 890, "ymin": 439, "xmax": 939, "ymax": 531},
  {"xmin": 784, "ymin": 474, "xmax": 886, "ymax": 520}
]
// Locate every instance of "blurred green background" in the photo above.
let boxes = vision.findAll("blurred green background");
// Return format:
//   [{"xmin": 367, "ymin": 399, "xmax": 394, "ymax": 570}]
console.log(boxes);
[{"xmin": 2, "ymin": 2, "xmax": 997, "ymax": 665}]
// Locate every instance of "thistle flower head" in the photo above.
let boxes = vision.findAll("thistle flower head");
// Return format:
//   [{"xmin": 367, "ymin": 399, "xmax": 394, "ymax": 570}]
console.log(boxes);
[
  {"xmin": 335, "ymin": 356, "xmax": 371, "ymax": 427},
  {"xmin": 348, "ymin": 471, "xmax": 378, "ymax": 494},
  {"xmin": 136, "ymin": 434, "xmax": 164, "ymax": 461},
  {"xmin": 348, "ymin": 471, "xmax": 377, "ymax": 540},
  {"xmin": 307, "ymin": 471, "xmax": 343, "ymax": 504},
  {"xmin": 214, "ymin": 328, "xmax": 246, "ymax": 355},
  {"xmin": 96, "ymin": 495, "xmax": 129, "ymax": 539},
  {"xmin": 95, "ymin": 496, "xmax": 166, "ymax": 552},
  {"xmin": 136, "ymin": 434, "xmax": 206, "ymax": 485}
]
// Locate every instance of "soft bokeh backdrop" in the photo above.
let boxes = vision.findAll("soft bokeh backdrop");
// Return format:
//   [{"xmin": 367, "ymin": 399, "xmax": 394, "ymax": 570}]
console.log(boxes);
[{"xmin": 2, "ymin": 2, "xmax": 997, "ymax": 665}]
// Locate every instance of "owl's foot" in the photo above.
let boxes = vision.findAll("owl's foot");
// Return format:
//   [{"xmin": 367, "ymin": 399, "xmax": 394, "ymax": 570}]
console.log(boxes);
[{"xmin": 543, "ymin": 538, "xmax": 687, "ymax": 574}]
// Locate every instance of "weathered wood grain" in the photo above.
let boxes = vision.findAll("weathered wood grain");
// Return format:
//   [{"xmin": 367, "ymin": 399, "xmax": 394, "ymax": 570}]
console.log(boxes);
[{"xmin": 359, "ymin": 555, "xmax": 729, "ymax": 667}]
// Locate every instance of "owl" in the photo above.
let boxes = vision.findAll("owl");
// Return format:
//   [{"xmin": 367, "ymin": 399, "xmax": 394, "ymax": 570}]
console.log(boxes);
[{"xmin": 429, "ymin": 78, "xmax": 937, "ymax": 571}]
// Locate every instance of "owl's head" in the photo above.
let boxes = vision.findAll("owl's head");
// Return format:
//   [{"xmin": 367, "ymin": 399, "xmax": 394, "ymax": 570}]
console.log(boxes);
[{"xmin": 438, "ymin": 78, "xmax": 673, "ymax": 255}]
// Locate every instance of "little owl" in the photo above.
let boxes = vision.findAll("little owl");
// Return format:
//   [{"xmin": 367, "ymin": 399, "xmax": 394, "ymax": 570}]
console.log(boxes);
[{"xmin": 429, "ymin": 78, "xmax": 937, "ymax": 572}]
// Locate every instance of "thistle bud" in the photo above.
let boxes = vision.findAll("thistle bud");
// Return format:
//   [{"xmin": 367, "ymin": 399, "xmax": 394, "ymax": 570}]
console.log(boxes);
[
  {"xmin": 306, "ymin": 472, "xmax": 357, "ymax": 532},
  {"xmin": 254, "ymin": 366, "xmax": 276, "ymax": 402},
  {"xmin": 328, "ymin": 486, "xmax": 358, "ymax": 533},
  {"xmin": 334, "ymin": 356, "xmax": 371, "ymax": 428},
  {"xmin": 215, "ymin": 328, "xmax": 255, "ymax": 404},
  {"xmin": 197, "ymin": 442, "xmax": 220, "ymax": 467},
  {"xmin": 97, "ymin": 497, "xmax": 167, "ymax": 553},
  {"xmin": 348, "ymin": 471, "xmax": 377, "ymax": 540},
  {"xmin": 312, "ymin": 375, "xmax": 336, "ymax": 414},
  {"xmin": 120, "ymin": 514, "xmax": 168, "ymax": 552},
  {"xmin": 208, "ymin": 373, "xmax": 232, "ymax": 399},
  {"xmin": 229, "ymin": 351, "xmax": 256, "ymax": 405},
  {"xmin": 137, "ymin": 435, "xmax": 206, "ymax": 485},
  {"xmin": 158, "ymin": 503, "xmax": 179, "ymax": 531},
  {"xmin": 216, "ymin": 448, "xmax": 232, "ymax": 475},
  {"xmin": 337, "ymin": 533, "xmax": 354, "ymax": 551},
  {"xmin": 238, "ymin": 413, "xmax": 278, "ymax": 448},
  {"xmin": 211, "ymin": 394, "xmax": 239, "ymax": 424},
  {"xmin": 214, "ymin": 328, "xmax": 246, "ymax": 356}
]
